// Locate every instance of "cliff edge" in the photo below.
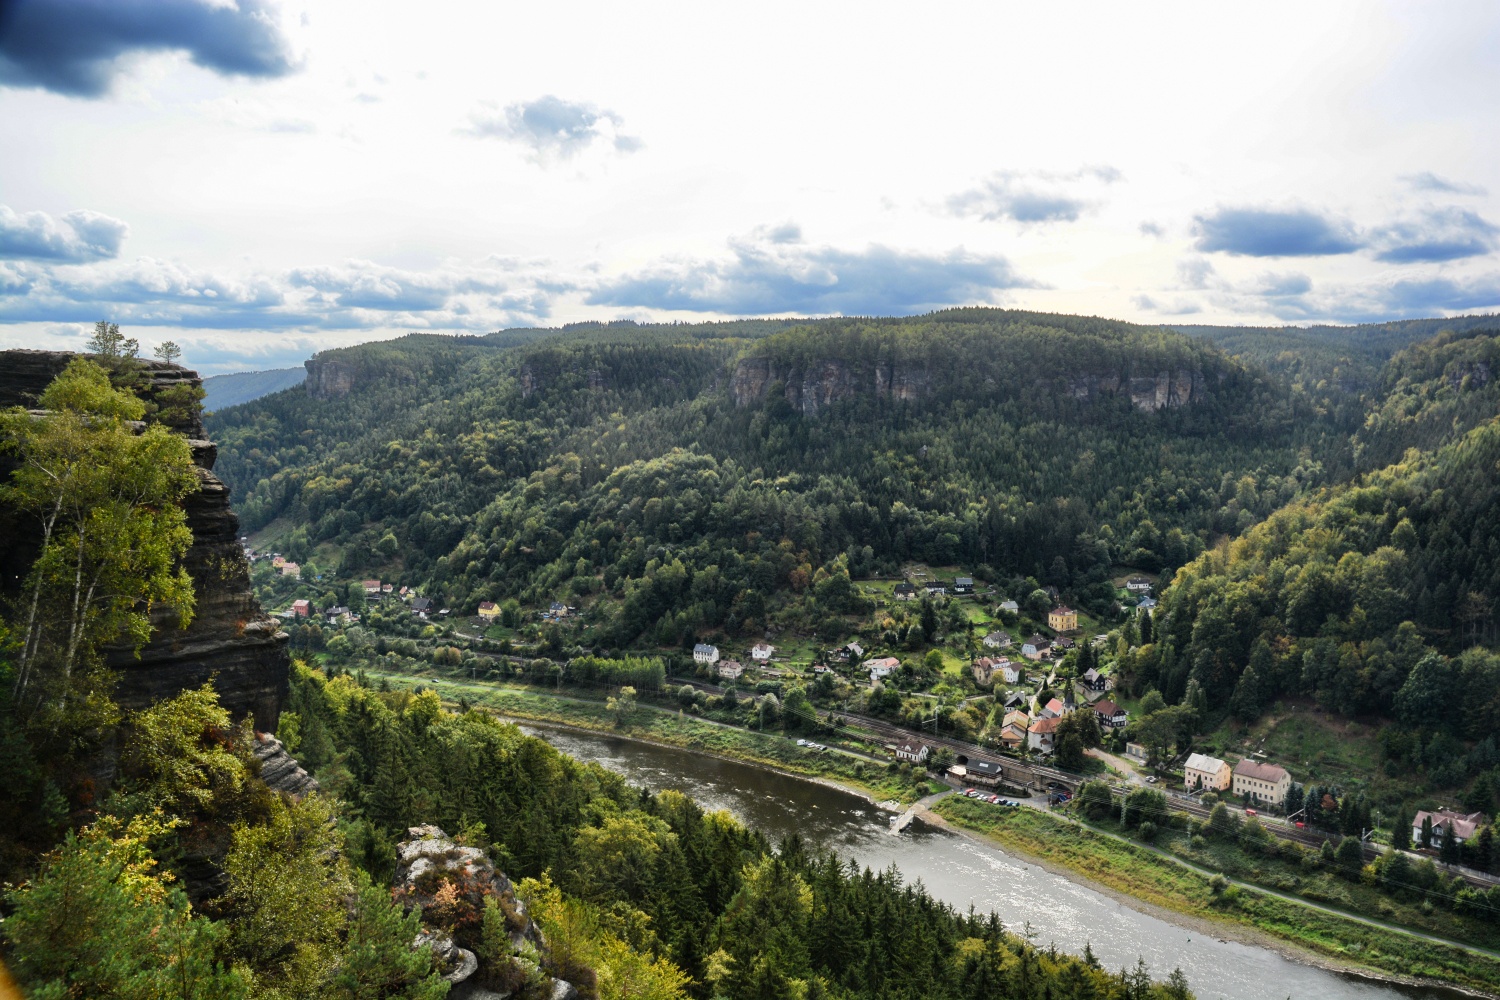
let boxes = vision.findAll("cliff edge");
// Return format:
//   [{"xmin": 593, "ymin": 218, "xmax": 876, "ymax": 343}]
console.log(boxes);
[{"xmin": 0, "ymin": 350, "xmax": 290, "ymax": 731}]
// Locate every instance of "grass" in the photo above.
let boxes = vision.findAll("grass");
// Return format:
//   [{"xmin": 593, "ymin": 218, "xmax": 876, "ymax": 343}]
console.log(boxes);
[
  {"xmin": 364, "ymin": 668, "xmax": 940, "ymax": 806},
  {"xmin": 934, "ymin": 799, "xmax": 1500, "ymax": 995}
]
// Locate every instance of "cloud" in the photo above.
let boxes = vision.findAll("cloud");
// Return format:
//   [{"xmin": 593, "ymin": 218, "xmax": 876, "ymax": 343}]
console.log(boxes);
[
  {"xmin": 1370, "ymin": 207, "xmax": 1498, "ymax": 263},
  {"xmin": 946, "ymin": 167, "xmax": 1120, "ymax": 225},
  {"xmin": 1132, "ymin": 294, "xmax": 1201, "ymax": 316},
  {"xmin": 0, "ymin": 206, "xmax": 129, "ymax": 262},
  {"xmin": 0, "ymin": 255, "xmax": 565, "ymax": 332},
  {"xmin": 463, "ymin": 95, "xmax": 642, "ymax": 162},
  {"xmin": 0, "ymin": 0, "xmax": 298, "ymax": 98},
  {"xmin": 1402, "ymin": 172, "xmax": 1487, "ymax": 197},
  {"xmin": 587, "ymin": 231, "xmax": 1036, "ymax": 315},
  {"xmin": 1252, "ymin": 271, "xmax": 1313, "ymax": 297},
  {"xmin": 1139, "ymin": 221, "xmax": 1166, "ymax": 238},
  {"xmin": 1193, "ymin": 206, "xmax": 1363, "ymax": 257}
]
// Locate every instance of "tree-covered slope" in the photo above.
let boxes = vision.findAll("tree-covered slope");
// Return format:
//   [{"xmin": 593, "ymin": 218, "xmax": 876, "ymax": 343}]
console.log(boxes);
[
  {"xmin": 209, "ymin": 309, "xmax": 1319, "ymax": 648},
  {"xmin": 1147, "ymin": 411, "xmax": 1500, "ymax": 727},
  {"xmin": 202, "ymin": 367, "xmax": 307, "ymax": 412}
]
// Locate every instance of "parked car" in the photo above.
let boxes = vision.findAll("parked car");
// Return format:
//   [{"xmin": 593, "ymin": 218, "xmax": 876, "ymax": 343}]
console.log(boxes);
[
  {"xmin": 797, "ymin": 739, "xmax": 808, "ymax": 746},
  {"xmin": 1145, "ymin": 776, "xmax": 1158, "ymax": 783}
]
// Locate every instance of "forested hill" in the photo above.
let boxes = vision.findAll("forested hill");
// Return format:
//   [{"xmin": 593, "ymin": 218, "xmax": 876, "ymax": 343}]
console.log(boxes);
[
  {"xmin": 208, "ymin": 309, "xmax": 1318, "ymax": 648},
  {"xmin": 1146, "ymin": 333, "xmax": 1500, "ymax": 733}
]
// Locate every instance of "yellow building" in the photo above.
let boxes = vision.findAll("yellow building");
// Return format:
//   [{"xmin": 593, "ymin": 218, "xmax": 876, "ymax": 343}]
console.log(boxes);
[
  {"xmin": 478, "ymin": 601, "xmax": 501, "ymax": 619},
  {"xmin": 1048, "ymin": 606, "xmax": 1078, "ymax": 632}
]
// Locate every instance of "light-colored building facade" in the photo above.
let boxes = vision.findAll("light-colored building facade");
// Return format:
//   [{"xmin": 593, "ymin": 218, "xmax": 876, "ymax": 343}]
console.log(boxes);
[
  {"xmin": 1184, "ymin": 753, "xmax": 1232, "ymax": 792},
  {"xmin": 1231, "ymin": 759, "xmax": 1291, "ymax": 807}
]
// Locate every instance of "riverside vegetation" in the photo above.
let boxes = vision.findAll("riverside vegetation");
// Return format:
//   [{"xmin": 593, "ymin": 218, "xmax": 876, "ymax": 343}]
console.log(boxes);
[{"xmin": 0, "ymin": 347, "xmax": 1198, "ymax": 998}]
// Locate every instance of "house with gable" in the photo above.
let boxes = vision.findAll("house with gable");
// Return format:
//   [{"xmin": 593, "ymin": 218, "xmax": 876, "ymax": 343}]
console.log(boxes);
[
  {"xmin": 693, "ymin": 643, "xmax": 720, "ymax": 665},
  {"xmin": 1232, "ymin": 759, "xmax": 1292, "ymax": 808},
  {"xmin": 1048, "ymin": 606, "xmax": 1078, "ymax": 632},
  {"xmin": 1028, "ymin": 717, "xmax": 1060, "ymax": 753},
  {"xmin": 1021, "ymin": 635, "xmax": 1052, "ymax": 661},
  {"xmin": 1184, "ymin": 753, "xmax": 1232, "ymax": 792},
  {"xmin": 1093, "ymin": 700, "xmax": 1128, "ymax": 729},
  {"xmin": 982, "ymin": 630, "xmax": 1013, "ymax": 650},
  {"xmin": 1413, "ymin": 809, "xmax": 1486, "ymax": 847}
]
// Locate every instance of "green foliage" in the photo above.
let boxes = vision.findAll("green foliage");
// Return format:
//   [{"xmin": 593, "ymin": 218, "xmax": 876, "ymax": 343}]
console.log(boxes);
[
  {"xmin": 1, "ymin": 357, "xmax": 198, "ymax": 751},
  {"xmin": 330, "ymin": 871, "xmax": 449, "ymax": 1000},
  {"xmin": 2, "ymin": 812, "xmax": 245, "ymax": 1000}
]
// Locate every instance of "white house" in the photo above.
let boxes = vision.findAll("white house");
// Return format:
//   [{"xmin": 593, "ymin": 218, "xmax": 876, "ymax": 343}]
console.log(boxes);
[
  {"xmin": 1413, "ymin": 809, "xmax": 1485, "ymax": 847},
  {"xmin": 717, "ymin": 660, "xmax": 744, "ymax": 681},
  {"xmin": 693, "ymin": 643, "xmax": 720, "ymax": 665},
  {"xmin": 751, "ymin": 642, "xmax": 775, "ymax": 662},
  {"xmin": 1126, "ymin": 577, "xmax": 1153, "ymax": 594},
  {"xmin": 1021, "ymin": 635, "xmax": 1052, "ymax": 660},
  {"xmin": 982, "ymin": 630, "xmax": 1013, "ymax": 649},
  {"xmin": 1028, "ymin": 717, "xmax": 1059, "ymax": 752},
  {"xmin": 865, "ymin": 656, "xmax": 900, "ymax": 682},
  {"xmin": 999, "ymin": 600, "xmax": 1019, "ymax": 614},
  {"xmin": 894, "ymin": 741, "xmax": 931, "ymax": 763}
]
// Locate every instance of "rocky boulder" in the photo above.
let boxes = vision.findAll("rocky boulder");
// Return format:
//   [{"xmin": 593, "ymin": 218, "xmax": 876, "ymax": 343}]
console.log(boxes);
[{"xmin": 393, "ymin": 826, "xmax": 584, "ymax": 999}]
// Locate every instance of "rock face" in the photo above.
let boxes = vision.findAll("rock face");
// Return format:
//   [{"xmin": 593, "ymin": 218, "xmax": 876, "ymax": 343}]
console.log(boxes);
[
  {"xmin": 730, "ymin": 355, "xmax": 1210, "ymax": 414},
  {"xmin": 304, "ymin": 355, "xmax": 359, "ymax": 399},
  {"xmin": 393, "ymin": 825, "xmax": 583, "ymax": 999},
  {"xmin": 0, "ymin": 350, "xmax": 290, "ymax": 732},
  {"xmin": 252, "ymin": 734, "xmax": 319, "ymax": 796}
]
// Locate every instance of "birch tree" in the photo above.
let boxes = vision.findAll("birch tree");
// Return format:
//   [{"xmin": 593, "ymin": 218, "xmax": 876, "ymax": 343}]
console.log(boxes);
[{"xmin": 1, "ymin": 358, "xmax": 198, "ymax": 744}]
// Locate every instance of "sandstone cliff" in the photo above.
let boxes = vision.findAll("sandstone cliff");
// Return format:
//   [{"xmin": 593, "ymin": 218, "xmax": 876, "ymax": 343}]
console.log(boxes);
[
  {"xmin": 730, "ymin": 355, "xmax": 1213, "ymax": 415},
  {"xmin": 304, "ymin": 354, "xmax": 360, "ymax": 399},
  {"xmin": 0, "ymin": 350, "xmax": 290, "ymax": 732},
  {"xmin": 394, "ymin": 825, "xmax": 582, "ymax": 999}
]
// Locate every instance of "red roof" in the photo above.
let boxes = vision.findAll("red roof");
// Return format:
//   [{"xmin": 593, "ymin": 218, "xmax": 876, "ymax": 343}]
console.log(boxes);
[
  {"xmin": 1233, "ymin": 759, "xmax": 1289, "ymax": 782},
  {"xmin": 1029, "ymin": 717, "xmax": 1060, "ymax": 733},
  {"xmin": 1095, "ymin": 700, "xmax": 1124, "ymax": 716}
]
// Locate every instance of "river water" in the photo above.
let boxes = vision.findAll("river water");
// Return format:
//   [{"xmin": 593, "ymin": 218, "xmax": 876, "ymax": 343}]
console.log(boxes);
[{"xmin": 521, "ymin": 723, "xmax": 1471, "ymax": 1000}]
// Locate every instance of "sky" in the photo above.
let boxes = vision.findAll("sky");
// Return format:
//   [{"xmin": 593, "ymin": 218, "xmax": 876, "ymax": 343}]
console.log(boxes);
[{"xmin": 2, "ymin": 1, "xmax": 1499, "ymax": 373}]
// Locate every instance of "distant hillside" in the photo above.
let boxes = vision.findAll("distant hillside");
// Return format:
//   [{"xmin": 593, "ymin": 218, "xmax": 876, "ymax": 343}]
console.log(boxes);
[
  {"xmin": 202, "ymin": 366, "xmax": 306, "ymax": 411},
  {"xmin": 207, "ymin": 309, "xmax": 1317, "ymax": 646}
]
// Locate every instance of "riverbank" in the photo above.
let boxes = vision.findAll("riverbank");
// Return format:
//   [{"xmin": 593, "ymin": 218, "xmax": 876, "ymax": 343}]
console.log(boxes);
[
  {"xmin": 366, "ymin": 669, "xmax": 943, "ymax": 807},
  {"xmin": 930, "ymin": 797, "xmax": 1500, "ymax": 997}
]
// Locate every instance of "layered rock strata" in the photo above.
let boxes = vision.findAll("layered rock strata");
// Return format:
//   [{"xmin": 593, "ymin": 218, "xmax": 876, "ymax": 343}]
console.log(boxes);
[{"xmin": 0, "ymin": 350, "xmax": 289, "ymax": 731}]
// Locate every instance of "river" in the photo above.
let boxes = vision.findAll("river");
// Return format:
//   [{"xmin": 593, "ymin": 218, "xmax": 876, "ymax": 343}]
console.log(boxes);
[{"xmin": 520, "ymin": 723, "xmax": 1471, "ymax": 1000}]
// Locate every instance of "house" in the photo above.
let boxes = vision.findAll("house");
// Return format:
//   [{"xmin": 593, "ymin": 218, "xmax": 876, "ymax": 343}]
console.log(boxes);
[
  {"xmin": 1093, "ymin": 700, "xmax": 1128, "ymax": 729},
  {"xmin": 382, "ymin": 583, "xmax": 394, "ymax": 595},
  {"xmin": 280, "ymin": 562, "xmax": 301, "ymax": 579},
  {"xmin": 893, "ymin": 583, "xmax": 916, "ymax": 601},
  {"xmin": 1137, "ymin": 595, "xmax": 1158, "ymax": 611},
  {"xmin": 1232, "ymin": 759, "xmax": 1292, "ymax": 808},
  {"xmin": 999, "ymin": 600, "xmax": 1019, "ymax": 614},
  {"xmin": 363, "ymin": 579, "xmax": 382, "ymax": 596},
  {"xmin": 1184, "ymin": 753, "xmax": 1232, "ymax": 792},
  {"xmin": 717, "ymin": 660, "xmax": 744, "ymax": 682},
  {"xmin": 549, "ymin": 601, "xmax": 568, "ymax": 617},
  {"xmin": 1054, "ymin": 636, "xmax": 1076, "ymax": 652},
  {"xmin": 1048, "ymin": 606, "xmax": 1078, "ymax": 632},
  {"xmin": 954, "ymin": 576, "xmax": 975, "ymax": 594},
  {"xmin": 866, "ymin": 656, "xmax": 900, "ymax": 682},
  {"xmin": 894, "ymin": 741, "xmax": 931, "ymax": 763},
  {"xmin": 291, "ymin": 599, "xmax": 311, "ymax": 618},
  {"xmin": 924, "ymin": 581, "xmax": 947, "ymax": 596},
  {"xmin": 999, "ymin": 723, "xmax": 1028, "ymax": 750},
  {"xmin": 271, "ymin": 555, "xmax": 286, "ymax": 569},
  {"xmin": 845, "ymin": 641, "xmax": 865, "ymax": 659},
  {"xmin": 973, "ymin": 656, "xmax": 1018, "ymax": 687},
  {"xmin": 1001, "ymin": 690, "xmax": 1029, "ymax": 709},
  {"xmin": 965, "ymin": 759, "xmax": 1007, "ymax": 787},
  {"xmin": 1126, "ymin": 577, "xmax": 1153, "ymax": 594},
  {"xmin": 813, "ymin": 663, "xmax": 833, "ymax": 674},
  {"xmin": 982, "ymin": 630, "xmax": 1013, "ymax": 649},
  {"xmin": 693, "ymin": 643, "xmax": 720, "ymax": 665},
  {"xmin": 1081, "ymin": 667, "xmax": 1111, "ymax": 693},
  {"xmin": 751, "ymin": 642, "xmax": 775, "ymax": 662},
  {"xmin": 1412, "ymin": 809, "xmax": 1486, "ymax": 847},
  {"xmin": 399, "ymin": 586, "xmax": 410, "ymax": 597},
  {"xmin": 1040, "ymin": 697, "xmax": 1066, "ymax": 719},
  {"xmin": 477, "ymin": 601, "xmax": 501, "ymax": 619},
  {"xmin": 1021, "ymin": 635, "xmax": 1052, "ymax": 660},
  {"xmin": 412, "ymin": 597, "xmax": 433, "ymax": 615},
  {"xmin": 1028, "ymin": 717, "xmax": 1060, "ymax": 752}
]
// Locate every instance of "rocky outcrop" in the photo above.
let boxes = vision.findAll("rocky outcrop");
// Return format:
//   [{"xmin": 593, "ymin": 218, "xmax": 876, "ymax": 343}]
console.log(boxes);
[
  {"xmin": 731, "ymin": 354, "xmax": 1212, "ymax": 414},
  {"xmin": 304, "ymin": 355, "xmax": 359, "ymax": 399},
  {"xmin": 1066, "ymin": 368, "xmax": 1210, "ymax": 411},
  {"xmin": 0, "ymin": 350, "xmax": 289, "ymax": 732},
  {"xmin": 393, "ymin": 825, "xmax": 584, "ymax": 999},
  {"xmin": 252, "ymin": 734, "xmax": 319, "ymax": 796},
  {"xmin": 731, "ymin": 357, "xmax": 932, "ymax": 416}
]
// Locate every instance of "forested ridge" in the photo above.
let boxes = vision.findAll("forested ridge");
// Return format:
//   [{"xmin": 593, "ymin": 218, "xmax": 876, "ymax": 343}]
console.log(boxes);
[{"xmin": 209, "ymin": 309, "xmax": 1320, "ymax": 646}]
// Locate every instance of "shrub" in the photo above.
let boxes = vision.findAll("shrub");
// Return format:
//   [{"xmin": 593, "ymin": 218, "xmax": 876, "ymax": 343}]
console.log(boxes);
[{"xmin": 1138, "ymin": 821, "xmax": 1158, "ymax": 843}]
